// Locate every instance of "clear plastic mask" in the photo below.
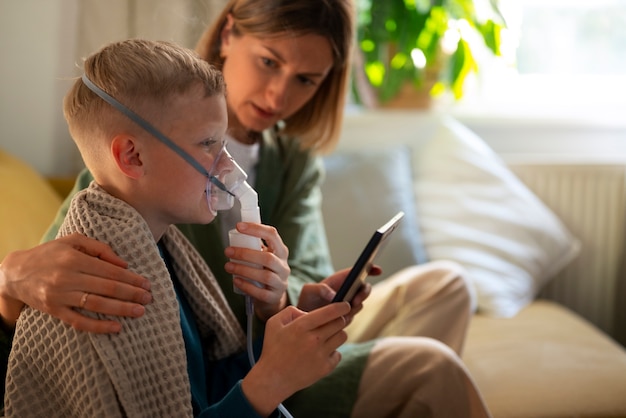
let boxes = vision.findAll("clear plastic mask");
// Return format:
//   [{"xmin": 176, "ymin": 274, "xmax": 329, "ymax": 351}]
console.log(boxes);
[{"xmin": 205, "ymin": 145, "xmax": 248, "ymax": 214}]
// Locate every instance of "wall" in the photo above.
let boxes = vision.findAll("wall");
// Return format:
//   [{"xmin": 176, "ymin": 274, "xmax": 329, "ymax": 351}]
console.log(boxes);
[
  {"xmin": 458, "ymin": 112, "xmax": 626, "ymax": 162},
  {"xmin": 0, "ymin": 0, "xmax": 223, "ymax": 177},
  {"xmin": 3, "ymin": 2, "xmax": 626, "ymax": 177},
  {"xmin": 342, "ymin": 107, "xmax": 626, "ymax": 163},
  {"xmin": 0, "ymin": 0, "xmax": 80, "ymax": 177}
]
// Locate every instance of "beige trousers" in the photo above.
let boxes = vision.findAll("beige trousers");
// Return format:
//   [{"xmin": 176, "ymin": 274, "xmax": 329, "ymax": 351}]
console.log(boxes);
[{"xmin": 348, "ymin": 261, "xmax": 491, "ymax": 418}]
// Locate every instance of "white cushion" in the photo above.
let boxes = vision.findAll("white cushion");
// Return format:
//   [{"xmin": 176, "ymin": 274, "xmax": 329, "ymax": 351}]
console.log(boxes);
[
  {"xmin": 321, "ymin": 145, "xmax": 427, "ymax": 283},
  {"xmin": 415, "ymin": 117, "xmax": 581, "ymax": 317}
]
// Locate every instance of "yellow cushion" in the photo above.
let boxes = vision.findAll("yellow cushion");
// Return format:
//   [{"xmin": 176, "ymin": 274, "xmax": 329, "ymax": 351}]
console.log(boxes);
[
  {"xmin": 464, "ymin": 300, "xmax": 626, "ymax": 418},
  {"xmin": 0, "ymin": 150, "xmax": 62, "ymax": 260}
]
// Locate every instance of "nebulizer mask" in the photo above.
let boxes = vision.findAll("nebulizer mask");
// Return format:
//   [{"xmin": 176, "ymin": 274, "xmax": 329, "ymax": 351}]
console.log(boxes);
[
  {"xmin": 207, "ymin": 146, "xmax": 263, "ymax": 293},
  {"xmin": 207, "ymin": 148, "xmax": 264, "ymax": 292},
  {"xmin": 205, "ymin": 145, "xmax": 260, "ymax": 223}
]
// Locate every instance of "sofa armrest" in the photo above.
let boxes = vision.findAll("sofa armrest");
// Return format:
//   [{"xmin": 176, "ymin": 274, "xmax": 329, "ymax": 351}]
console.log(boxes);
[
  {"xmin": 46, "ymin": 176, "xmax": 76, "ymax": 200},
  {"xmin": 0, "ymin": 150, "xmax": 63, "ymax": 260}
]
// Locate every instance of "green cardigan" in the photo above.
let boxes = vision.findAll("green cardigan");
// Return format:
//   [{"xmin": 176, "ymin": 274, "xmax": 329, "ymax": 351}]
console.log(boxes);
[{"xmin": 41, "ymin": 132, "xmax": 372, "ymax": 417}]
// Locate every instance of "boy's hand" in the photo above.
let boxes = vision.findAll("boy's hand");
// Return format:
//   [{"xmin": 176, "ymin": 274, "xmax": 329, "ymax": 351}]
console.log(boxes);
[
  {"xmin": 241, "ymin": 302, "xmax": 351, "ymax": 416},
  {"xmin": 224, "ymin": 222, "xmax": 290, "ymax": 321}
]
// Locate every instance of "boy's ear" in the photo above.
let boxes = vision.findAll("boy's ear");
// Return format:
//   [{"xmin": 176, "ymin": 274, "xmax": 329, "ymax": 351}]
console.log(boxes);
[
  {"xmin": 220, "ymin": 14, "xmax": 235, "ymax": 58},
  {"xmin": 111, "ymin": 135, "xmax": 144, "ymax": 179}
]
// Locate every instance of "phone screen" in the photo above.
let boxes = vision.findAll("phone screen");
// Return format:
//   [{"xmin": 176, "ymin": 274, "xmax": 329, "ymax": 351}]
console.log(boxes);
[{"xmin": 331, "ymin": 211, "xmax": 404, "ymax": 303}]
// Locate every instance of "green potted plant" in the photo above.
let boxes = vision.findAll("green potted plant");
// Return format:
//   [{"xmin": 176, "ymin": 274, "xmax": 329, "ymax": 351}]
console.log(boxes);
[{"xmin": 353, "ymin": 0, "xmax": 506, "ymax": 107}]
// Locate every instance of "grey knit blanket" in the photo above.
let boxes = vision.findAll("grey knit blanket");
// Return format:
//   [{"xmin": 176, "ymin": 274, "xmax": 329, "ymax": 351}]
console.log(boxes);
[{"xmin": 4, "ymin": 182, "xmax": 246, "ymax": 417}]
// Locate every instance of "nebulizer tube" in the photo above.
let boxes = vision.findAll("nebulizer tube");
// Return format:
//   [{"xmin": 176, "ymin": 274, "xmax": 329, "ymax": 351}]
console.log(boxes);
[{"xmin": 212, "ymin": 153, "xmax": 294, "ymax": 418}]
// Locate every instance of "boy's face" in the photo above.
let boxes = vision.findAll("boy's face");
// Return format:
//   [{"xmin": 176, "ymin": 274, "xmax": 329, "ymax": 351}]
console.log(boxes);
[{"xmin": 140, "ymin": 88, "xmax": 229, "ymax": 229}]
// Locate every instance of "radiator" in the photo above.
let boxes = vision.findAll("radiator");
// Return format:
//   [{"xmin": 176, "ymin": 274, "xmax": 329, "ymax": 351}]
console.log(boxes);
[{"xmin": 508, "ymin": 162, "xmax": 626, "ymax": 342}]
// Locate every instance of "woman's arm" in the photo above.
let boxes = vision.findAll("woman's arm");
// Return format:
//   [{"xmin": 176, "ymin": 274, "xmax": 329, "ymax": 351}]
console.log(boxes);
[
  {"xmin": 1, "ymin": 168, "xmax": 152, "ymax": 333},
  {"xmin": 0, "ymin": 233, "xmax": 152, "ymax": 333}
]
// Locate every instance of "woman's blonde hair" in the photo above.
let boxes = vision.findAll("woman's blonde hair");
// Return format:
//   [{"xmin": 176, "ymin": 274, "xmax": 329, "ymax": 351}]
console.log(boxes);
[{"xmin": 195, "ymin": 0, "xmax": 355, "ymax": 153}]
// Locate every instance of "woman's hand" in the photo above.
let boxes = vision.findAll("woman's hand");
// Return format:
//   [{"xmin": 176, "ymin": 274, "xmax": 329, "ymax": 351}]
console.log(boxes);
[
  {"xmin": 224, "ymin": 222, "xmax": 290, "ymax": 321},
  {"xmin": 241, "ymin": 302, "xmax": 351, "ymax": 416},
  {"xmin": 0, "ymin": 233, "xmax": 152, "ymax": 333},
  {"xmin": 297, "ymin": 266, "xmax": 380, "ymax": 326}
]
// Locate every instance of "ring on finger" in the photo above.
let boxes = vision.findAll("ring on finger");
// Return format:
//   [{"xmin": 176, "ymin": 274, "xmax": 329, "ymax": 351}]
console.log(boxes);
[{"xmin": 79, "ymin": 292, "xmax": 90, "ymax": 309}]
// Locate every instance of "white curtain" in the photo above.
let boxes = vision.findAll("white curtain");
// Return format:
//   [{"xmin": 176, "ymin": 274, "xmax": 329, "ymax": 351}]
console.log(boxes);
[
  {"xmin": 61, "ymin": 0, "xmax": 227, "ymax": 171},
  {"xmin": 75, "ymin": 0, "xmax": 228, "ymax": 61}
]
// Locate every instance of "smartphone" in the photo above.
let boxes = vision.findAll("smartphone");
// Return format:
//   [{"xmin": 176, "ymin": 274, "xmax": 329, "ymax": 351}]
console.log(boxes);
[{"xmin": 332, "ymin": 211, "xmax": 405, "ymax": 304}]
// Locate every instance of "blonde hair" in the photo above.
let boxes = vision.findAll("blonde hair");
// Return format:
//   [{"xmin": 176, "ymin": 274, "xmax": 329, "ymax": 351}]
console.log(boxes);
[
  {"xmin": 195, "ymin": 0, "xmax": 355, "ymax": 153},
  {"xmin": 64, "ymin": 39, "xmax": 225, "ymax": 167}
]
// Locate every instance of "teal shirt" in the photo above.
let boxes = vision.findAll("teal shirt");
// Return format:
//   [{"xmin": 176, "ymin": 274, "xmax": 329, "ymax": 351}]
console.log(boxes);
[{"xmin": 160, "ymin": 242, "xmax": 261, "ymax": 417}]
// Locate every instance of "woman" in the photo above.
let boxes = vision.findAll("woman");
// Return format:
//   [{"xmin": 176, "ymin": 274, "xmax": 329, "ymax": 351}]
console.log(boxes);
[{"xmin": 0, "ymin": 0, "xmax": 486, "ymax": 416}]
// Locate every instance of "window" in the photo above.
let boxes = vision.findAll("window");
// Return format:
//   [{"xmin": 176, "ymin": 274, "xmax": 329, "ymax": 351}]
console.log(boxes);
[{"xmin": 457, "ymin": 0, "xmax": 626, "ymax": 117}]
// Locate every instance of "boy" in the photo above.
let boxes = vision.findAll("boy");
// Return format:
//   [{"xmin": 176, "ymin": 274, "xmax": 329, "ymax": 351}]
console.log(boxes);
[{"xmin": 4, "ymin": 39, "xmax": 350, "ymax": 417}]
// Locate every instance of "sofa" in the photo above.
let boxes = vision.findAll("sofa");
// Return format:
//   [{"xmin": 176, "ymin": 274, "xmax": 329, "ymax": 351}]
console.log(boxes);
[
  {"xmin": 2, "ymin": 111, "xmax": 626, "ymax": 417},
  {"xmin": 321, "ymin": 112, "xmax": 626, "ymax": 417}
]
